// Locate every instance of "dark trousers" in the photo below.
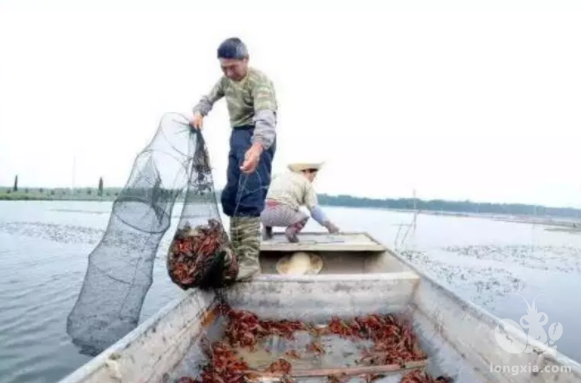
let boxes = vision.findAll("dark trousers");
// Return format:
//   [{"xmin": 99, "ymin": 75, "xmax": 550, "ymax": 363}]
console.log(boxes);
[{"xmin": 221, "ymin": 126, "xmax": 276, "ymax": 217}]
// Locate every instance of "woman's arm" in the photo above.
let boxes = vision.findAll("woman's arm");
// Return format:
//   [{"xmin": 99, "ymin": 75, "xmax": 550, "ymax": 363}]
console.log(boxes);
[{"xmin": 305, "ymin": 184, "xmax": 340, "ymax": 233}]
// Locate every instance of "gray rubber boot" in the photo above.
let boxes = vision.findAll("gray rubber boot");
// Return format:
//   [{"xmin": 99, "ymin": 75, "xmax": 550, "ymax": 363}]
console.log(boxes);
[{"xmin": 233, "ymin": 216, "xmax": 261, "ymax": 281}]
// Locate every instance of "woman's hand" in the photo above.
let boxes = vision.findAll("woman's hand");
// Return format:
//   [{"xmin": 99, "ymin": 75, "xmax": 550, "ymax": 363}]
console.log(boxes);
[{"xmin": 324, "ymin": 221, "xmax": 340, "ymax": 234}]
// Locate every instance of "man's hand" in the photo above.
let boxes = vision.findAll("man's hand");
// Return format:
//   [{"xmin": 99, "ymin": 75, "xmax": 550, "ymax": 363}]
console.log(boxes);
[
  {"xmin": 324, "ymin": 221, "xmax": 340, "ymax": 234},
  {"xmin": 189, "ymin": 112, "xmax": 204, "ymax": 130},
  {"xmin": 240, "ymin": 143, "xmax": 264, "ymax": 174}
]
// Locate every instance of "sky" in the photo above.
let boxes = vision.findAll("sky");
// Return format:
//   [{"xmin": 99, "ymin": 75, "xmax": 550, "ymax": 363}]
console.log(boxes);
[{"xmin": 1, "ymin": 0, "xmax": 581, "ymax": 207}]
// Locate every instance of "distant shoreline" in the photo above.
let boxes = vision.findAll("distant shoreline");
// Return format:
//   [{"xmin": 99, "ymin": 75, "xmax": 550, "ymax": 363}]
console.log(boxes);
[
  {"xmin": 4, "ymin": 188, "xmax": 581, "ymax": 232},
  {"xmin": 2, "ymin": 187, "xmax": 581, "ymax": 229}
]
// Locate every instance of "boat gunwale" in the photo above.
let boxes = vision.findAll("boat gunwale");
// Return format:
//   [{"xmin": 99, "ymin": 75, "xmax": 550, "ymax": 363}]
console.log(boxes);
[
  {"xmin": 384, "ymin": 247, "xmax": 581, "ymax": 375},
  {"xmin": 58, "ymin": 291, "xmax": 219, "ymax": 383}
]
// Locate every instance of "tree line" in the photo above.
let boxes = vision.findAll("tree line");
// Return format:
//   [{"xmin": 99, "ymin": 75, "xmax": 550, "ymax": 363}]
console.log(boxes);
[
  {"xmin": 316, "ymin": 194, "xmax": 581, "ymax": 218},
  {"xmin": 3, "ymin": 175, "xmax": 109, "ymax": 199}
]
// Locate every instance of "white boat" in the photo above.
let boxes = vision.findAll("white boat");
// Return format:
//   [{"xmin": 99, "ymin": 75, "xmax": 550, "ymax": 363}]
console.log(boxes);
[{"xmin": 58, "ymin": 232, "xmax": 581, "ymax": 383}]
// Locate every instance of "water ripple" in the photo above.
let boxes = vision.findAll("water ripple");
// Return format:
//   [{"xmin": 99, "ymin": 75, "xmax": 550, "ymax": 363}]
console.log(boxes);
[{"xmin": 0, "ymin": 222, "xmax": 104, "ymax": 245}]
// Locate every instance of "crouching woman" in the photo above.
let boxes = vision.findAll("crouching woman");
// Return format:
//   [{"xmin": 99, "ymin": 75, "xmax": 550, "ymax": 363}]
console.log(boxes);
[{"xmin": 260, "ymin": 162, "xmax": 340, "ymax": 242}]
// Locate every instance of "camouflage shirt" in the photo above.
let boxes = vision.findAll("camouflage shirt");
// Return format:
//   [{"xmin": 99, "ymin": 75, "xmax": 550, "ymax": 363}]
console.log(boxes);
[{"xmin": 192, "ymin": 67, "xmax": 278, "ymax": 150}]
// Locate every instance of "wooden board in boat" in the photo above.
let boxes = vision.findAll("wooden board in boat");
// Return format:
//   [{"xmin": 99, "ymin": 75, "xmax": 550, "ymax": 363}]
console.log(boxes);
[{"xmin": 260, "ymin": 232, "xmax": 386, "ymax": 252}]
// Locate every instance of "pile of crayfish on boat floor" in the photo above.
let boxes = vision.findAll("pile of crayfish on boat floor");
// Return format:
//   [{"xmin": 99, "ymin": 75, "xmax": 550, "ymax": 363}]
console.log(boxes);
[{"xmin": 177, "ymin": 304, "xmax": 453, "ymax": 383}]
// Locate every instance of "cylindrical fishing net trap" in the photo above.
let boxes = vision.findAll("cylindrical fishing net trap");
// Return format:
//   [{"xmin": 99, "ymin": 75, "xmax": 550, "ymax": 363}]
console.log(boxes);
[
  {"xmin": 66, "ymin": 113, "xmax": 237, "ymax": 356},
  {"xmin": 166, "ymin": 133, "xmax": 238, "ymax": 290}
]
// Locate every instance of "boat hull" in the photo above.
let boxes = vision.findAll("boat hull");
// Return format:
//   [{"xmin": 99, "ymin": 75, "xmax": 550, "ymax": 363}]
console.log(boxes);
[{"xmin": 58, "ymin": 233, "xmax": 581, "ymax": 383}]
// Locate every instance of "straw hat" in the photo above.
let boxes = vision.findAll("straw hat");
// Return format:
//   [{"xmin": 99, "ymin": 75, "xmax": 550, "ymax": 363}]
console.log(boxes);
[
  {"xmin": 287, "ymin": 162, "xmax": 324, "ymax": 173},
  {"xmin": 275, "ymin": 251, "xmax": 324, "ymax": 275}
]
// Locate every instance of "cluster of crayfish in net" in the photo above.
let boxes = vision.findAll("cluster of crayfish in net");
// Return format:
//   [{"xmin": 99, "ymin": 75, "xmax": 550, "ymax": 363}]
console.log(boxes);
[
  {"xmin": 177, "ymin": 305, "xmax": 452, "ymax": 383},
  {"xmin": 167, "ymin": 219, "xmax": 238, "ymax": 290}
]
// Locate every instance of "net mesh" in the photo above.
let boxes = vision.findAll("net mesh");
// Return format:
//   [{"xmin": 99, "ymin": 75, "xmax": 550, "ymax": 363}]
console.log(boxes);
[
  {"xmin": 66, "ymin": 112, "xmax": 235, "ymax": 356},
  {"xmin": 166, "ymin": 134, "xmax": 238, "ymax": 290}
]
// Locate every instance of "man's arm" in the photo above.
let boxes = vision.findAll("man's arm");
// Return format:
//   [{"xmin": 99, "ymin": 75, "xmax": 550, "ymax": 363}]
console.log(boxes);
[
  {"xmin": 192, "ymin": 78, "xmax": 225, "ymax": 116},
  {"xmin": 251, "ymin": 78, "xmax": 277, "ymax": 151}
]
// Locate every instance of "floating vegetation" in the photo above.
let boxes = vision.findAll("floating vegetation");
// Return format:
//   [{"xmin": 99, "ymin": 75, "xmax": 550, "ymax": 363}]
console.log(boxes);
[
  {"xmin": 441, "ymin": 245, "xmax": 581, "ymax": 274},
  {"xmin": 400, "ymin": 250, "xmax": 526, "ymax": 307}
]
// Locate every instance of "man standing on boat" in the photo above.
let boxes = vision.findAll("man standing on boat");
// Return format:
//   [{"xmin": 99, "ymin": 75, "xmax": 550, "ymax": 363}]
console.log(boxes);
[
  {"xmin": 260, "ymin": 162, "xmax": 340, "ymax": 242},
  {"xmin": 190, "ymin": 37, "xmax": 277, "ymax": 281}
]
